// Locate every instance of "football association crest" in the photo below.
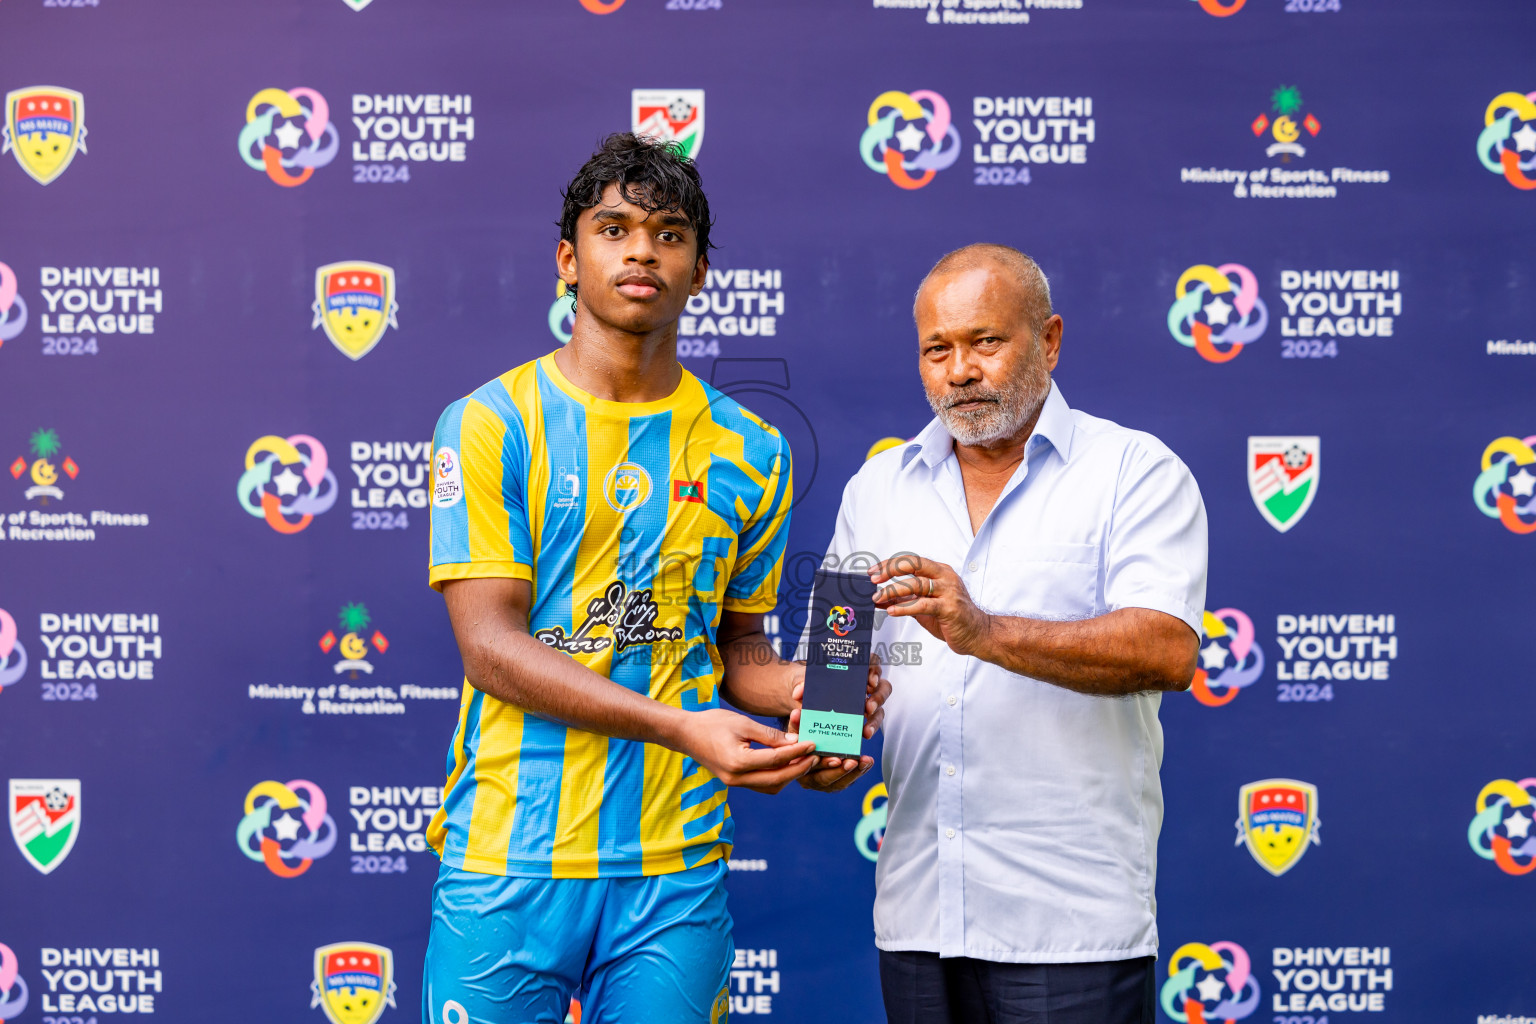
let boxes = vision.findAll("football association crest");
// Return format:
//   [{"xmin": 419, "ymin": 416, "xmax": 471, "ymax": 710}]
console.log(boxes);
[
  {"xmin": 311, "ymin": 942, "xmax": 397, "ymax": 1024},
  {"xmin": 313, "ymin": 263, "xmax": 398, "ymax": 361},
  {"xmin": 3, "ymin": 87, "xmax": 86, "ymax": 185},
  {"xmin": 1248, "ymin": 436, "xmax": 1319, "ymax": 532},
  {"xmin": 632, "ymin": 90, "xmax": 704, "ymax": 160},
  {"xmin": 1236, "ymin": 779, "xmax": 1320, "ymax": 876},
  {"xmin": 9, "ymin": 778, "xmax": 81, "ymax": 874}
]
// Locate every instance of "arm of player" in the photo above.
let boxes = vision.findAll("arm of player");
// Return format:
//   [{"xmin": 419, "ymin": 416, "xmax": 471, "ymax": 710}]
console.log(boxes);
[
  {"xmin": 716, "ymin": 610, "xmax": 891, "ymax": 793},
  {"xmin": 869, "ymin": 555, "xmax": 1197, "ymax": 695},
  {"xmin": 442, "ymin": 577, "xmax": 816, "ymax": 793}
]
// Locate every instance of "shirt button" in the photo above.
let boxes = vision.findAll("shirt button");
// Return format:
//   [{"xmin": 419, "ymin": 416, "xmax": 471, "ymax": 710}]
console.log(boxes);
[
  {"xmin": 947, "ymin": 695, "xmax": 957, "ymax": 706},
  {"xmin": 967, "ymin": 561, "xmax": 978, "ymax": 573},
  {"xmin": 946, "ymin": 765, "xmax": 956, "ymax": 776},
  {"xmin": 945, "ymin": 828, "xmax": 956, "ymax": 839}
]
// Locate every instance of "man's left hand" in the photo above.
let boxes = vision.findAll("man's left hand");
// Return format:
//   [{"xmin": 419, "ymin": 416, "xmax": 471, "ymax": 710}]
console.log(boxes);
[
  {"xmin": 870, "ymin": 554, "xmax": 991, "ymax": 658},
  {"xmin": 788, "ymin": 655, "xmax": 891, "ymax": 792}
]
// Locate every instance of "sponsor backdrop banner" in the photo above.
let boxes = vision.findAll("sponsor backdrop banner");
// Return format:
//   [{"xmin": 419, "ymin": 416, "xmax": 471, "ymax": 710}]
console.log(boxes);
[{"xmin": 2, "ymin": 1, "xmax": 1533, "ymax": 1022}]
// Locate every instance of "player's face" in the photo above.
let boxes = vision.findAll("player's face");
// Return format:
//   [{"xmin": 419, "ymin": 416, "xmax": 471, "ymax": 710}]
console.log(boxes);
[
  {"xmin": 558, "ymin": 184, "xmax": 707, "ymax": 336},
  {"xmin": 914, "ymin": 265, "xmax": 1061, "ymax": 447}
]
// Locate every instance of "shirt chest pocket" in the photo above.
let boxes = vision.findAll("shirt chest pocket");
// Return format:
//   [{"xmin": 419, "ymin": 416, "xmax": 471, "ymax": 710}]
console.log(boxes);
[{"xmin": 981, "ymin": 540, "xmax": 1101, "ymax": 620}]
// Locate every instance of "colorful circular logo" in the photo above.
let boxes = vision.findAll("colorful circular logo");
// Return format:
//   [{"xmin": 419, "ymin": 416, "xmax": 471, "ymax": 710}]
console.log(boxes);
[
  {"xmin": 854, "ymin": 783, "xmax": 888, "ymax": 862},
  {"xmin": 1168, "ymin": 264, "xmax": 1268, "ymax": 363},
  {"xmin": 238, "ymin": 87, "xmax": 339, "ymax": 187},
  {"xmin": 0, "ymin": 942, "xmax": 27, "ymax": 1021},
  {"xmin": 1477, "ymin": 92, "xmax": 1536, "ymax": 191},
  {"xmin": 0, "ymin": 262, "xmax": 27, "ymax": 346},
  {"xmin": 0, "ymin": 608, "xmax": 27, "ymax": 692},
  {"xmin": 579, "ymin": 0, "xmax": 625, "ymax": 11},
  {"xmin": 860, "ymin": 90, "xmax": 961, "ymax": 190},
  {"xmin": 238, "ymin": 434, "xmax": 339, "ymax": 534},
  {"xmin": 548, "ymin": 282, "xmax": 576, "ymax": 344},
  {"xmin": 236, "ymin": 779, "xmax": 337, "ymax": 878},
  {"xmin": 1468, "ymin": 778, "xmax": 1536, "ymax": 875},
  {"xmin": 1189, "ymin": 0, "xmax": 1245, "ymax": 15},
  {"xmin": 602, "ymin": 462, "xmax": 652, "ymax": 513},
  {"xmin": 1192, "ymin": 608, "xmax": 1264, "ymax": 707},
  {"xmin": 1474, "ymin": 435, "xmax": 1536, "ymax": 534},
  {"xmin": 1161, "ymin": 941, "xmax": 1260, "ymax": 1022},
  {"xmin": 827, "ymin": 605, "xmax": 857, "ymax": 637}
]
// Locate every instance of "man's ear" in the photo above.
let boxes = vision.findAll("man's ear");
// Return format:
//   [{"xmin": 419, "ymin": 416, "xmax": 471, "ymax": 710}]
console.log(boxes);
[
  {"xmin": 690, "ymin": 254, "xmax": 709, "ymax": 297},
  {"xmin": 556, "ymin": 238, "xmax": 578, "ymax": 290},
  {"xmin": 1040, "ymin": 314, "xmax": 1064, "ymax": 372}
]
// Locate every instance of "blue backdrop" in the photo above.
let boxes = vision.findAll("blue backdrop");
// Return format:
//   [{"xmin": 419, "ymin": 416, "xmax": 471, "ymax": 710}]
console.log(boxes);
[{"xmin": 3, "ymin": 1, "xmax": 1536, "ymax": 1022}]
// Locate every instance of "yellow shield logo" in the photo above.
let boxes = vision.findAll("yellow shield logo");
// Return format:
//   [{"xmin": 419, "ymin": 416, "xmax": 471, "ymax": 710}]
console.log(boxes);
[
  {"xmin": 311, "ymin": 942, "xmax": 395, "ymax": 1024},
  {"xmin": 1236, "ymin": 778, "xmax": 1320, "ymax": 876},
  {"xmin": 312, "ymin": 262, "xmax": 398, "ymax": 360},
  {"xmin": 4, "ymin": 87, "xmax": 86, "ymax": 185}
]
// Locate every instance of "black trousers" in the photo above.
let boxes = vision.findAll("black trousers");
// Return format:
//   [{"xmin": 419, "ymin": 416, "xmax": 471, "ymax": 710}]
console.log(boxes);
[{"xmin": 879, "ymin": 950, "xmax": 1156, "ymax": 1024}]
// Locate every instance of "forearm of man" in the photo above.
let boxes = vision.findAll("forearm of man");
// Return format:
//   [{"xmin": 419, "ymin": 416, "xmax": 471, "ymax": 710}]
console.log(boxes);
[
  {"xmin": 445, "ymin": 578, "xmax": 690, "ymax": 750},
  {"xmin": 974, "ymin": 607, "xmax": 1198, "ymax": 696},
  {"xmin": 716, "ymin": 611, "xmax": 797, "ymax": 718}
]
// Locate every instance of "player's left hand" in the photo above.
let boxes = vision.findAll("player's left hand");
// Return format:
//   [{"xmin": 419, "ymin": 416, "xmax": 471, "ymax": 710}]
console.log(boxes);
[
  {"xmin": 789, "ymin": 653, "xmax": 890, "ymax": 793},
  {"xmin": 870, "ymin": 554, "xmax": 991, "ymax": 658}
]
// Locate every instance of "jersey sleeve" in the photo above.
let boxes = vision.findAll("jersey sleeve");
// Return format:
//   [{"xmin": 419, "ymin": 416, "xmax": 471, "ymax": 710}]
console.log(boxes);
[
  {"xmin": 428, "ymin": 394, "xmax": 534, "ymax": 591},
  {"xmin": 723, "ymin": 430, "xmax": 794, "ymax": 612}
]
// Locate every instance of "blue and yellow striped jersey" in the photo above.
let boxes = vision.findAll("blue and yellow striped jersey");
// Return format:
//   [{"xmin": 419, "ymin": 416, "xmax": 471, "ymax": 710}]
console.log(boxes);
[{"xmin": 425, "ymin": 353, "xmax": 793, "ymax": 878}]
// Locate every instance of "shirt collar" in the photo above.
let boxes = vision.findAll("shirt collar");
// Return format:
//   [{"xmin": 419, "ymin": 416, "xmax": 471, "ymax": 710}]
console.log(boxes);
[{"xmin": 902, "ymin": 380, "xmax": 1075, "ymax": 471}]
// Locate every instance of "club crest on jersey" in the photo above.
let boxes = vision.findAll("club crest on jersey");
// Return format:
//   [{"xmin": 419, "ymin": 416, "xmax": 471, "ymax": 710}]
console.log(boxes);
[
  {"xmin": 1248, "ymin": 436, "xmax": 1319, "ymax": 532},
  {"xmin": 3, "ymin": 87, "xmax": 86, "ymax": 185},
  {"xmin": 313, "ymin": 262, "xmax": 398, "ymax": 361},
  {"xmin": 311, "ymin": 942, "xmax": 396, "ymax": 1024},
  {"xmin": 632, "ymin": 90, "xmax": 704, "ymax": 160},
  {"xmin": 1235, "ymin": 778, "xmax": 1320, "ymax": 876},
  {"xmin": 9, "ymin": 778, "xmax": 80, "ymax": 874},
  {"xmin": 603, "ymin": 462, "xmax": 653, "ymax": 512}
]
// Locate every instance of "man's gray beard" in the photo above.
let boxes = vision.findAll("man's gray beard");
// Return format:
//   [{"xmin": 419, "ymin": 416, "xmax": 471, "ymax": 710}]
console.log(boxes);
[{"xmin": 926, "ymin": 370, "xmax": 1049, "ymax": 447}]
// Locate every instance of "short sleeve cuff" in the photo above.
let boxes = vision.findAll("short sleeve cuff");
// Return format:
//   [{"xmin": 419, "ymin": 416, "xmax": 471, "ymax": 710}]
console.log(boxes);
[
  {"xmin": 1106, "ymin": 589, "xmax": 1202, "ymax": 636},
  {"xmin": 430, "ymin": 561, "xmax": 534, "ymax": 592}
]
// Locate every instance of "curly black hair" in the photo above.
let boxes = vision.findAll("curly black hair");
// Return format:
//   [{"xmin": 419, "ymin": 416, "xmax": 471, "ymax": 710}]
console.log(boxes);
[{"xmin": 558, "ymin": 133, "xmax": 714, "ymax": 298}]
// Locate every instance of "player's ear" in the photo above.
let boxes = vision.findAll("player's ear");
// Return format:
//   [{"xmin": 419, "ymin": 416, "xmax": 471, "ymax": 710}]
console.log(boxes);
[
  {"xmin": 556, "ymin": 238, "xmax": 579, "ymax": 290},
  {"xmin": 690, "ymin": 254, "xmax": 708, "ymax": 296}
]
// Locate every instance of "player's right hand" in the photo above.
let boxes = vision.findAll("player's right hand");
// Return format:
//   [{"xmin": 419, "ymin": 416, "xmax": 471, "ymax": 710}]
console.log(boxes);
[{"xmin": 680, "ymin": 708, "xmax": 816, "ymax": 795}]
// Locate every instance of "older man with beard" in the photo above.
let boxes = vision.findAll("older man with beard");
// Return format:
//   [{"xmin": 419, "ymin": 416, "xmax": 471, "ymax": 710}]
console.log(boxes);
[{"xmin": 818, "ymin": 244, "xmax": 1208, "ymax": 1024}]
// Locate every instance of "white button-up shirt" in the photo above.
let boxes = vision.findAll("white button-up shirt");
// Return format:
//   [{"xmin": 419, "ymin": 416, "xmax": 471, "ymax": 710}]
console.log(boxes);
[{"xmin": 821, "ymin": 382, "xmax": 1207, "ymax": 963}]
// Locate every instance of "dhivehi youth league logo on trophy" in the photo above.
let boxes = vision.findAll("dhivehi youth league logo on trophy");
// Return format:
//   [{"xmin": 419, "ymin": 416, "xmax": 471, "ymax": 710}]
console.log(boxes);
[{"xmin": 313, "ymin": 262, "xmax": 398, "ymax": 361}]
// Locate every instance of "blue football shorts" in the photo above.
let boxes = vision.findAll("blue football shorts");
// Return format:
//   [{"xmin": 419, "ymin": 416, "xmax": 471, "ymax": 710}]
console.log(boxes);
[{"xmin": 423, "ymin": 858, "xmax": 733, "ymax": 1024}]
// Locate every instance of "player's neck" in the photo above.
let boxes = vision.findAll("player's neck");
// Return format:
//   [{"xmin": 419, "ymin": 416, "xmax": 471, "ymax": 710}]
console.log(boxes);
[{"xmin": 556, "ymin": 316, "xmax": 682, "ymax": 404}]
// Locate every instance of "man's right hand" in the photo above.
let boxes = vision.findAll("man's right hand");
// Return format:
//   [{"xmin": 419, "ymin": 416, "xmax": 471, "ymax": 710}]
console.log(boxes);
[{"xmin": 677, "ymin": 708, "xmax": 816, "ymax": 795}]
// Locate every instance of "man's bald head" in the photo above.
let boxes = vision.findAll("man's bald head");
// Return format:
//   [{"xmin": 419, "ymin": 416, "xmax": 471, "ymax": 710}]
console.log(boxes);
[{"xmin": 915, "ymin": 243, "xmax": 1053, "ymax": 334}]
